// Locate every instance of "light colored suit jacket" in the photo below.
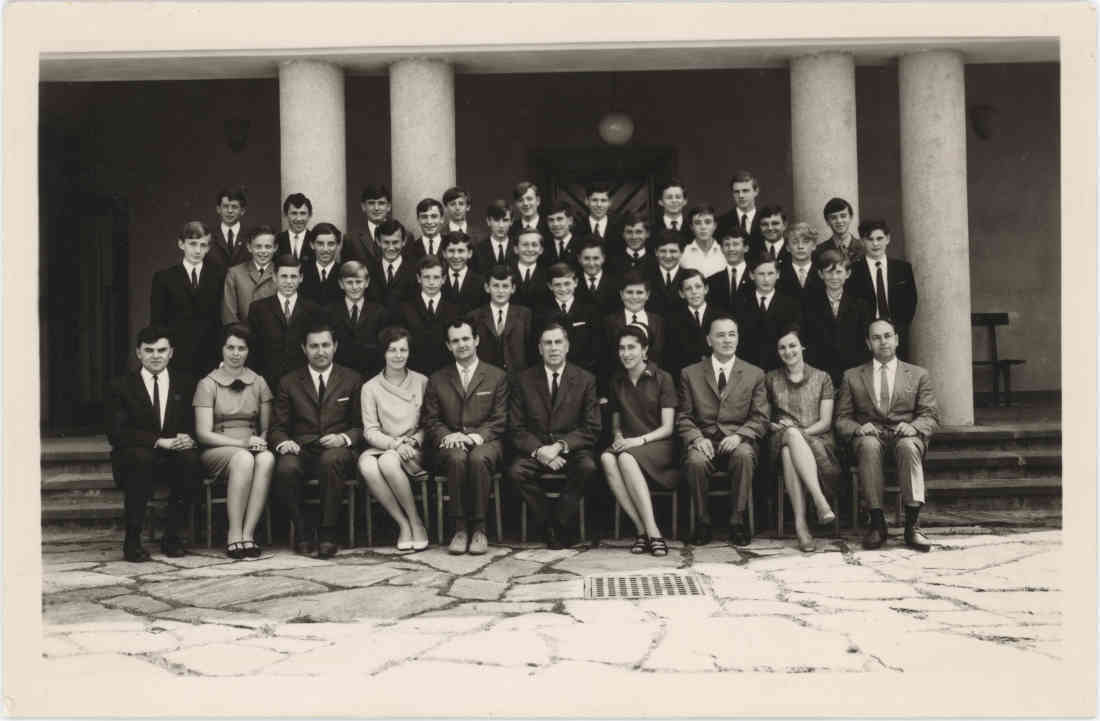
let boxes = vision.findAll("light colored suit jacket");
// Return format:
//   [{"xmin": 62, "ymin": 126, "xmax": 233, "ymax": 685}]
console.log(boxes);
[
  {"xmin": 676, "ymin": 356, "xmax": 770, "ymax": 446},
  {"xmin": 422, "ymin": 362, "xmax": 509, "ymax": 446},
  {"xmin": 834, "ymin": 360, "xmax": 939, "ymax": 444},
  {"xmin": 222, "ymin": 261, "xmax": 275, "ymax": 325}
]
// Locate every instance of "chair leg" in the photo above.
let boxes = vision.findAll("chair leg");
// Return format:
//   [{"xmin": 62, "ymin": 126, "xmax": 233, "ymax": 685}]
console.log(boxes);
[
  {"xmin": 747, "ymin": 483, "xmax": 755, "ymax": 538},
  {"xmin": 493, "ymin": 474, "xmax": 503, "ymax": 544},
  {"xmin": 205, "ymin": 484, "xmax": 214, "ymax": 548},
  {"xmin": 288, "ymin": 519, "xmax": 295, "ymax": 550},
  {"xmin": 775, "ymin": 469, "xmax": 785, "ymax": 539},
  {"xmin": 521, "ymin": 501, "xmax": 527, "ymax": 543},
  {"xmin": 348, "ymin": 484, "xmax": 356, "ymax": 548},
  {"xmin": 579, "ymin": 497, "xmax": 586, "ymax": 543},
  {"xmin": 851, "ymin": 469, "xmax": 860, "ymax": 531},
  {"xmin": 265, "ymin": 501, "xmax": 273, "ymax": 545},
  {"xmin": 420, "ymin": 477, "xmax": 431, "ymax": 544},
  {"xmin": 435, "ymin": 478, "xmax": 445, "ymax": 545},
  {"xmin": 614, "ymin": 502, "xmax": 621, "ymax": 540},
  {"xmin": 1002, "ymin": 364, "xmax": 1014, "ymax": 407},
  {"xmin": 365, "ymin": 487, "xmax": 373, "ymax": 548},
  {"xmin": 671, "ymin": 490, "xmax": 678, "ymax": 541}
]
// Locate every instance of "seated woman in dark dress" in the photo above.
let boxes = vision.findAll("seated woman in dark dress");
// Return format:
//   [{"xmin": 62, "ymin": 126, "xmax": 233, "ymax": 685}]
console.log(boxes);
[
  {"xmin": 766, "ymin": 326, "xmax": 840, "ymax": 553},
  {"xmin": 600, "ymin": 325, "xmax": 679, "ymax": 557}
]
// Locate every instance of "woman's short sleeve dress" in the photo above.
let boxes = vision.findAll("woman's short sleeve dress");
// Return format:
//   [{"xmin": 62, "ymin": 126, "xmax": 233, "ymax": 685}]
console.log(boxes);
[
  {"xmin": 608, "ymin": 362, "xmax": 679, "ymax": 489},
  {"xmin": 193, "ymin": 366, "xmax": 273, "ymax": 479},
  {"xmin": 764, "ymin": 364, "xmax": 841, "ymax": 492}
]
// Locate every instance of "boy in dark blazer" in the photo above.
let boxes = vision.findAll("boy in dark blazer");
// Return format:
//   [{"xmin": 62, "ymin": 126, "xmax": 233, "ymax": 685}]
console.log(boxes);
[
  {"xmin": 775, "ymin": 221, "xmax": 825, "ymax": 310},
  {"xmin": 370, "ymin": 220, "xmax": 418, "ymax": 309},
  {"xmin": 803, "ymin": 248, "xmax": 872, "ymax": 388},
  {"xmin": 342, "ymin": 184, "xmax": 397, "ymax": 267},
  {"xmin": 645, "ymin": 229, "xmax": 689, "ymax": 317},
  {"xmin": 582, "ymin": 181, "xmax": 625, "ymax": 255},
  {"xmin": 406, "ymin": 197, "xmax": 447, "ymax": 261},
  {"xmin": 473, "ymin": 200, "xmax": 517, "ymax": 275},
  {"xmin": 105, "ymin": 326, "xmax": 203, "ymax": 561},
  {"xmin": 150, "ymin": 220, "xmax": 225, "ymax": 375},
  {"xmin": 705, "ymin": 229, "xmax": 754, "ymax": 315},
  {"xmin": 276, "ymin": 192, "xmax": 315, "ymax": 264},
  {"xmin": 716, "ymin": 170, "xmax": 765, "ymax": 258},
  {"xmin": 734, "ymin": 257, "xmax": 803, "ymax": 371},
  {"xmin": 536, "ymin": 262, "xmax": 603, "ymax": 381},
  {"xmin": 327, "ymin": 260, "xmax": 388, "ymax": 378},
  {"xmin": 443, "ymin": 186, "xmax": 488, "ymax": 247},
  {"xmin": 664, "ymin": 269, "xmax": 722, "ymax": 376},
  {"xmin": 507, "ymin": 321, "xmax": 602, "ymax": 548},
  {"xmin": 248, "ymin": 254, "xmax": 325, "ymax": 392},
  {"xmin": 607, "ymin": 213, "xmax": 656, "ymax": 276},
  {"xmin": 603, "ymin": 270, "xmax": 666, "ymax": 378},
  {"xmin": 467, "ymin": 265, "xmax": 532, "ymax": 375},
  {"xmin": 208, "ymin": 186, "xmax": 252, "ymax": 270},
  {"xmin": 441, "ymin": 231, "xmax": 487, "ymax": 315},
  {"xmin": 394, "ymin": 255, "xmax": 461, "ymax": 376},
  {"xmin": 508, "ymin": 180, "xmax": 551, "ymax": 244},
  {"xmin": 512, "ymin": 229, "xmax": 550, "ymax": 310},
  {"xmin": 575, "ymin": 237, "xmax": 622, "ymax": 316},
  {"xmin": 847, "ymin": 219, "xmax": 918, "ymax": 359},
  {"xmin": 543, "ymin": 200, "xmax": 581, "ymax": 271},
  {"xmin": 299, "ymin": 222, "xmax": 344, "ymax": 307}
]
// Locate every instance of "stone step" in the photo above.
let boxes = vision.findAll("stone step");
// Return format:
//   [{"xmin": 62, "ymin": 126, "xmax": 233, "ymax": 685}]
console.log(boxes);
[
  {"xmin": 923, "ymin": 448, "xmax": 1061, "ymax": 479},
  {"xmin": 42, "ymin": 471, "xmax": 115, "ymax": 492},
  {"xmin": 933, "ymin": 424, "xmax": 1060, "ymax": 450},
  {"xmin": 42, "ymin": 501, "xmax": 123, "ymax": 521}
]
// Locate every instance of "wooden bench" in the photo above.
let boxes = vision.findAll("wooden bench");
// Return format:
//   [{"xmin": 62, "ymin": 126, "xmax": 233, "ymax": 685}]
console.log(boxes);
[{"xmin": 972, "ymin": 312, "xmax": 1026, "ymax": 407}]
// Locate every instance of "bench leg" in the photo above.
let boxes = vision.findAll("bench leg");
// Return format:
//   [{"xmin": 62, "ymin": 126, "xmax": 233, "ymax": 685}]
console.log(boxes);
[
  {"xmin": 1002, "ymin": 364, "xmax": 1014, "ymax": 407},
  {"xmin": 521, "ymin": 501, "xmax": 527, "ymax": 543},
  {"xmin": 614, "ymin": 502, "xmax": 621, "ymax": 540},
  {"xmin": 671, "ymin": 490, "xmax": 678, "ymax": 541},
  {"xmin": 420, "ymin": 477, "xmax": 431, "ymax": 546},
  {"xmin": 348, "ymin": 485, "xmax": 356, "ymax": 548},
  {"xmin": 265, "ymin": 501, "xmax": 273, "ymax": 545},
  {"xmin": 436, "ymin": 478, "xmax": 444, "ymax": 545},
  {"xmin": 493, "ymin": 475, "xmax": 503, "ymax": 544},
  {"xmin": 205, "ymin": 484, "xmax": 214, "ymax": 548},
  {"xmin": 365, "ymin": 488, "xmax": 373, "ymax": 548}
]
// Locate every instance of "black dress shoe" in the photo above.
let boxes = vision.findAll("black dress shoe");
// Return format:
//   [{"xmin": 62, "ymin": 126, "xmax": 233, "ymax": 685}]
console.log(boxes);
[
  {"xmin": 160, "ymin": 536, "xmax": 187, "ymax": 558},
  {"xmin": 317, "ymin": 541, "xmax": 338, "ymax": 559},
  {"xmin": 123, "ymin": 542, "xmax": 151, "ymax": 562},
  {"xmin": 558, "ymin": 528, "xmax": 577, "ymax": 549},
  {"xmin": 295, "ymin": 540, "xmax": 316, "ymax": 556},
  {"xmin": 903, "ymin": 506, "xmax": 932, "ymax": 552},
  {"xmin": 545, "ymin": 524, "xmax": 562, "ymax": 550},
  {"xmin": 862, "ymin": 509, "xmax": 888, "ymax": 550},
  {"xmin": 728, "ymin": 524, "xmax": 752, "ymax": 547},
  {"xmin": 690, "ymin": 524, "xmax": 712, "ymax": 547}
]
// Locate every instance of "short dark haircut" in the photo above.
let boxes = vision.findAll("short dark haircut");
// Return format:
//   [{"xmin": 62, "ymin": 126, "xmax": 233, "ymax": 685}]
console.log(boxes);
[
  {"xmin": 621, "ymin": 212, "xmax": 649, "ymax": 229},
  {"xmin": 688, "ymin": 204, "xmax": 717, "ymax": 224},
  {"xmin": 547, "ymin": 262, "xmax": 577, "ymax": 281},
  {"xmin": 546, "ymin": 200, "xmax": 573, "ymax": 217},
  {"xmin": 179, "ymin": 220, "xmax": 210, "ymax": 240},
  {"xmin": 487, "ymin": 264, "xmax": 516, "ymax": 283},
  {"xmin": 136, "ymin": 324, "xmax": 173, "ymax": 348},
  {"xmin": 678, "ymin": 268, "xmax": 707, "ymax": 290},
  {"xmin": 859, "ymin": 219, "xmax": 891, "ymax": 237},
  {"xmin": 823, "ymin": 197, "xmax": 853, "ymax": 217},
  {"xmin": 658, "ymin": 178, "xmax": 687, "ymax": 196},
  {"xmin": 655, "ymin": 229, "xmax": 686, "ymax": 250},
  {"xmin": 516, "ymin": 228, "xmax": 544, "ymax": 245},
  {"xmin": 814, "ymin": 247, "xmax": 850, "ymax": 271},
  {"xmin": 339, "ymin": 260, "xmax": 369, "ymax": 280},
  {"xmin": 728, "ymin": 170, "xmax": 758, "ymax": 190},
  {"xmin": 377, "ymin": 218, "xmax": 405, "ymax": 238},
  {"xmin": 441, "ymin": 231, "xmax": 471, "ymax": 252},
  {"xmin": 577, "ymin": 237, "xmax": 606, "ymax": 255},
  {"xmin": 417, "ymin": 255, "xmax": 444, "ymax": 274},
  {"xmin": 618, "ymin": 324, "xmax": 650, "ymax": 349},
  {"xmin": 310, "ymin": 222, "xmax": 343, "ymax": 245},
  {"xmin": 249, "ymin": 225, "xmax": 277, "ymax": 244},
  {"xmin": 446, "ymin": 320, "xmax": 478, "ymax": 341},
  {"xmin": 303, "ymin": 320, "xmax": 337, "ymax": 343},
  {"xmin": 379, "ymin": 325, "xmax": 411, "ymax": 353},
  {"xmin": 867, "ymin": 317, "xmax": 898, "ymax": 338},
  {"xmin": 707, "ymin": 313, "xmax": 738, "ymax": 334},
  {"xmin": 758, "ymin": 205, "xmax": 786, "ymax": 223},
  {"xmin": 717, "ymin": 227, "xmax": 747, "ymax": 243},
  {"xmin": 485, "ymin": 199, "xmax": 512, "ymax": 221},
  {"xmin": 216, "ymin": 187, "xmax": 247, "ymax": 207},
  {"xmin": 620, "ymin": 269, "xmax": 649, "ymax": 290},
  {"xmin": 776, "ymin": 323, "xmax": 804, "ymax": 346},
  {"xmin": 416, "ymin": 198, "xmax": 443, "ymax": 216},
  {"xmin": 360, "ymin": 184, "xmax": 391, "ymax": 203},
  {"xmin": 748, "ymin": 255, "xmax": 778, "ymax": 273},
  {"xmin": 513, "ymin": 181, "xmax": 539, "ymax": 200},
  {"xmin": 221, "ymin": 323, "xmax": 252, "ymax": 347},
  {"xmin": 538, "ymin": 319, "xmax": 569, "ymax": 343},
  {"xmin": 442, "ymin": 186, "xmax": 470, "ymax": 205},
  {"xmin": 283, "ymin": 193, "xmax": 312, "ymax": 215},
  {"xmin": 585, "ymin": 181, "xmax": 612, "ymax": 197},
  {"xmin": 274, "ymin": 253, "xmax": 302, "ymax": 271}
]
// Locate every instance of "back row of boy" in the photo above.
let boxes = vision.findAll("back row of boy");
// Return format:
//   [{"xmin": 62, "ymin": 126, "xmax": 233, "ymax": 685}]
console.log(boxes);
[{"xmin": 152, "ymin": 172, "xmax": 917, "ymax": 394}]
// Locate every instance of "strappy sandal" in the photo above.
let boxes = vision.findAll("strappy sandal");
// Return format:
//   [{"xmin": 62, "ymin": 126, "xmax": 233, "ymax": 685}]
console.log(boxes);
[
  {"xmin": 242, "ymin": 540, "xmax": 262, "ymax": 558},
  {"xmin": 226, "ymin": 541, "xmax": 247, "ymax": 560},
  {"xmin": 649, "ymin": 537, "xmax": 670, "ymax": 557},
  {"xmin": 630, "ymin": 535, "xmax": 650, "ymax": 554}
]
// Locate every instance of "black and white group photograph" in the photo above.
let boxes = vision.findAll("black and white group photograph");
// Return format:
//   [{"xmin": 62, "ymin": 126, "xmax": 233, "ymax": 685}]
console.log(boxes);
[{"xmin": 4, "ymin": 2, "xmax": 1095, "ymax": 717}]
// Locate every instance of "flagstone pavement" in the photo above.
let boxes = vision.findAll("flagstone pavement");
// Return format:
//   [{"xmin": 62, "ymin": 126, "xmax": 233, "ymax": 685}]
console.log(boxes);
[{"xmin": 40, "ymin": 526, "xmax": 1063, "ymax": 687}]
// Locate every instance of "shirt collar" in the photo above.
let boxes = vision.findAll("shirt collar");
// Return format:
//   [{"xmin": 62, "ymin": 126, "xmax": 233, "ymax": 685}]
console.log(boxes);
[
  {"xmin": 278, "ymin": 292, "xmax": 298, "ymax": 305},
  {"xmin": 254, "ymin": 261, "xmax": 269, "ymax": 274},
  {"xmin": 730, "ymin": 261, "xmax": 746, "ymax": 274},
  {"xmin": 545, "ymin": 363, "xmax": 566, "ymax": 382},
  {"xmin": 222, "ymin": 222, "xmax": 240, "ymax": 236},
  {"xmin": 627, "ymin": 247, "xmax": 646, "ymax": 257},
  {"xmin": 449, "ymin": 267, "xmax": 467, "ymax": 282},
  {"xmin": 876, "ymin": 357, "xmax": 898, "ymax": 373},
  {"xmin": 311, "ymin": 365, "xmax": 332, "ymax": 383},
  {"xmin": 182, "ymin": 259, "xmax": 203, "ymax": 274},
  {"xmin": 758, "ymin": 290, "xmax": 776, "ymax": 302},
  {"xmin": 517, "ymin": 260, "xmax": 538, "ymax": 272},
  {"xmin": 317, "ymin": 260, "xmax": 335, "ymax": 272},
  {"xmin": 346, "ymin": 297, "xmax": 363, "ymax": 312},
  {"xmin": 585, "ymin": 272, "xmax": 602, "ymax": 285},
  {"xmin": 711, "ymin": 354, "xmax": 736, "ymax": 376},
  {"xmin": 140, "ymin": 367, "xmax": 167, "ymax": 383},
  {"xmin": 386, "ymin": 256, "xmax": 403, "ymax": 270},
  {"xmin": 557, "ymin": 296, "xmax": 574, "ymax": 313},
  {"xmin": 625, "ymin": 308, "xmax": 648, "ymax": 322},
  {"xmin": 457, "ymin": 358, "xmax": 479, "ymax": 377},
  {"xmin": 523, "ymin": 215, "xmax": 540, "ymax": 229},
  {"xmin": 690, "ymin": 302, "xmax": 707, "ymax": 317},
  {"xmin": 449, "ymin": 221, "xmax": 467, "ymax": 232},
  {"xmin": 491, "ymin": 302, "xmax": 509, "ymax": 314},
  {"xmin": 421, "ymin": 292, "xmax": 441, "ymax": 307},
  {"xmin": 663, "ymin": 264, "xmax": 681, "ymax": 277}
]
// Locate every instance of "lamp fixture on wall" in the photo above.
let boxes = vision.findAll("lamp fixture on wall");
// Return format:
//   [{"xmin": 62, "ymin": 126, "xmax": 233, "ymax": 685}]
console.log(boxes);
[{"xmin": 598, "ymin": 72, "xmax": 634, "ymax": 145}]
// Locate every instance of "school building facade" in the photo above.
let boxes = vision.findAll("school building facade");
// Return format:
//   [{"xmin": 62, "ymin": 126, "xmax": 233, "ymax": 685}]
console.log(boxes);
[{"xmin": 38, "ymin": 38, "xmax": 1061, "ymax": 431}]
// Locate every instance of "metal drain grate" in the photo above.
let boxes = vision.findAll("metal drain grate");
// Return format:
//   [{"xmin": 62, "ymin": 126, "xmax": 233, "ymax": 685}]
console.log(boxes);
[{"xmin": 584, "ymin": 573, "xmax": 704, "ymax": 599}]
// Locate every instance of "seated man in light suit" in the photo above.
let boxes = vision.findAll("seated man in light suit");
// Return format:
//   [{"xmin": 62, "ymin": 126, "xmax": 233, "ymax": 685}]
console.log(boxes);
[
  {"xmin": 422, "ymin": 321, "xmax": 510, "ymax": 555},
  {"xmin": 508, "ymin": 321, "xmax": 602, "ymax": 549},
  {"xmin": 835, "ymin": 318, "xmax": 939, "ymax": 552},
  {"xmin": 677, "ymin": 314, "xmax": 770, "ymax": 547},
  {"xmin": 270, "ymin": 322, "xmax": 364, "ymax": 558}
]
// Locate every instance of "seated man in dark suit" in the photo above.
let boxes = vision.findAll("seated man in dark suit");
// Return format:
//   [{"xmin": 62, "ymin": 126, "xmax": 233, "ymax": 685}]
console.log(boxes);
[
  {"xmin": 441, "ymin": 231, "xmax": 486, "ymax": 315},
  {"xmin": 473, "ymin": 200, "xmax": 517, "ymax": 275},
  {"xmin": 105, "ymin": 326, "xmax": 203, "ymax": 561},
  {"xmin": 734, "ymin": 256, "xmax": 803, "ymax": 371},
  {"xmin": 299, "ymin": 222, "xmax": 344, "ymax": 307},
  {"xmin": 803, "ymin": 248, "xmax": 872, "ymax": 388},
  {"xmin": 443, "ymin": 186, "xmax": 488, "ymax": 247},
  {"xmin": 835, "ymin": 318, "xmax": 939, "ymax": 552},
  {"xmin": 467, "ymin": 265, "xmax": 532, "ymax": 375},
  {"xmin": 775, "ymin": 221, "xmax": 824, "ymax": 310},
  {"xmin": 327, "ymin": 260, "xmax": 388, "ymax": 378},
  {"xmin": 150, "ymin": 220, "xmax": 225, "ymax": 376},
  {"xmin": 705, "ymin": 228, "xmax": 753, "ymax": 315},
  {"xmin": 512, "ymin": 229, "xmax": 550, "ymax": 310},
  {"xmin": 812, "ymin": 196, "xmax": 864, "ymax": 266},
  {"xmin": 270, "ymin": 322, "xmax": 364, "ymax": 558},
  {"xmin": 423, "ymin": 321, "xmax": 510, "ymax": 555},
  {"xmin": 508, "ymin": 321, "xmax": 601, "ymax": 548},
  {"xmin": 371, "ymin": 220, "xmax": 418, "ymax": 309},
  {"xmin": 847, "ymin": 219, "xmax": 918, "ymax": 359},
  {"xmin": 676, "ymin": 315, "xmax": 769, "ymax": 547},
  {"xmin": 665, "ymin": 269, "xmax": 721, "ymax": 376},
  {"xmin": 576, "ymin": 237, "xmax": 622, "ymax": 316},
  {"xmin": 395, "ymin": 255, "xmax": 461, "ymax": 376},
  {"xmin": 248, "ymin": 254, "xmax": 325, "ymax": 391},
  {"xmin": 276, "ymin": 192, "xmax": 315, "ymax": 264},
  {"xmin": 208, "ymin": 186, "xmax": 252, "ymax": 270}
]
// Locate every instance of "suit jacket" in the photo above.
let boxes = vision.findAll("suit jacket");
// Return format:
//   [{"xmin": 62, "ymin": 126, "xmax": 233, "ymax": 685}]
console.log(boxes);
[
  {"xmin": 577, "ymin": 272, "xmax": 623, "ymax": 316},
  {"xmin": 543, "ymin": 235, "xmax": 582, "ymax": 271},
  {"xmin": 222, "ymin": 261, "xmax": 276, "ymax": 326},
  {"xmin": 776, "ymin": 262, "xmax": 825, "ymax": 310},
  {"xmin": 716, "ymin": 209, "xmax": 765, "ymax": 257},
  {"xmin": 341, "ymin": 228, "xmax": 380, "ymax": 268},
  {"xmin": 395, "ymin": 295, "xmax": 461, "ymax": 376},
  {"xmin": 207, "ymin": 225, "xmax": 252, "ymax": 270},
  {"xmin": 803, "ymin": 290, "xmax": 872, "ymax": 388},
  {"xmin": 812, "ymin": 234, "xmax": 864, "ymax": 267},
  {"xmin": 406, "ymin": 235, "xmax": 446, "ymax": 262},
  {"xmin": 443, "ymin": 269, "xmax": 487, "ymax": 315},
  {"xmin": 508, "ymin": 216, "xmax": 552, "ymax": 246},
  {"xmin": 326, "ymin": 299, "xmax": 389, "ymax": 378},
  {"xmin": 607, "ymin": 248, "xmax": 657, "ymax": 279},
  {"xmin": 665, "ymin": 304, "xmax": 723, "ymax": 376},
  {"xmin": 847, "ymin": 256, "xmax": 918, "ymax": 328},
  {"xmin": 734, "ymin": 291, "xmax": 803, "ymax": 371},
  {"xmin": 467, "ymin": 304, "xmax": 532, "ymax": 375},
  {"xmin": 644, "ymin": 265, "xmax": 689, "ymax": 317},
  {"xmin": 150, "ymin": 263, "xmax": 225, "ymax": 374},
  {"xmin": 473, "ymin": 239, "xmax": 518, "ymax": 276},
  {"xmin": 105, "ymin": 370, "xmax": 197, "ymax": 452},
  {"xmin": 705, "ymin": 265, "xmax": 755, "ymax": 315},
  {"xmin": 446, "ymin": 221, "xmax": 489, "ymax": 248},
  {"xmin": 834, "ymin": 360, "xmax": 939, "ymax": 445},
  {"xmin": 422, "ymin": 361, "xmax": 509, "ymax": 449},
  {"xmin": 603, "ymin": 310, "xmax": 666, "ymax": 382},
  {"xmin": 513, "ymin": 264, "xmax": 551, "ymax": 311},
  {"xmin": 300, "ymin": 262, "xmax": 344, "ymax": 308},
  {"xmin": 508, "ymin": 363, "xmax": 601, "ymax": 455},
  {"xmin": 276, "ymin": 230, "xmax": 315, "ymax": 264},
  {"xmin": 535, "ymin": 298, "xmax": 603, "ymax": 379},
  {"xmin": 583, "ymin": 215, "xmax": 626, "ymax": 255},
  {"xmin": 370, "ymin": 257, "xmax": 419, "ymax": 310},
  {"xmin": 247, "ymin": 294, "xmax": 325, "ymax": 390},
  {"xmin": 676, "ymin": 357, "xmax": 770, "ymax": 446},
  {"xmin": 269, "ymin": 364, "xmax": 364, "ymax": 449}
]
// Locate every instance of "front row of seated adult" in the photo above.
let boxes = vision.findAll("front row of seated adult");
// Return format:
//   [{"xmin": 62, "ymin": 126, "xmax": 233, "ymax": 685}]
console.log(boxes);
[{"xmin": 106, "ymin": 311, "xmax": 939, "ymax": 562}]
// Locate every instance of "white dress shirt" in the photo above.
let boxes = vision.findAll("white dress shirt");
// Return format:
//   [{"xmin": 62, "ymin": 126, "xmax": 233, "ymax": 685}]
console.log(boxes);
[
  {"xmin": 556, "ymin": 297, "xmax": 574, "ymax": 314},
  {"xmin": 384, "ymin": 256, "xmax": 404, "ymax": 279},
  {"xmin": 278, "ymin": 292, "xmax": 298, "ymax": 317},
  {"xmin": 727, "ymin": 262, "xmax": 747, "ymax": 291},
  {"xmin": 517, "ymin": 261, "xmax": 538, "ymax": 282},
  {"xmin": 545, "ymin": 363, "xmax": 567, "ymax": 394},
  {"xmin": 316, "ymin": 260, "xmax": 336, "ymax": 283},
  {"xmin": 422, "ymin": 235, "xmax": 441, "ymax": 256},
  {"xmin": 764, "ymin": 239, "xmax": 785, "ymax": 259},
  {"xmin": 421, "ymin": 292, "xmax": 442, "ymax": 310},
  {"xmin": 448, "ymin": 266, "xmax": 468, "ymax": 292},
  {"xmin": 491, "ymin": 303, "xmax": 510, "ymax": 333},
  {"xmin": 345, "ymin": 297, "xmax": 363, "ymax": 317},
  {"xmin": 737, "ymin": 209, "xmax": 756, "ymax": 234},
  {"xmin": 663, "ymin": 215, "xmax": 684, "ymax": 231},
  {"xmin": 449, "ymin": 220, "xmax": 468, "ymax": 234},
  {"xmin": 872, "ymin": 357, "xmax": 899, "ymax": 411},
  {"xmin": 289, "ymin": 231, "xmax": 306, "ymax": 259},
  {"xmin": 182, "ymin": 259, "xmax": 203, "ymax": 285},
  {"xmin": 140, "ymin": 367, "xmax": 168, "ymax": 431},
  {"xmin": 624, "ymin": 309, "xmax": 649, "ymax": 326},
  {"xmin": 681, "ymin": 240, "xmax": 726, "ymax": 278},
  {"xmin": 221, "ymin": 222, "xmax": 242, "ymax": 248},
  {"xmin": 583, "ymin": 272, "xmax": 602, "ymax": 293},
  {"xmin": 868, "ymin": 257, "xmax": 889, "ymax": 300},
  {"xmin": 689, "ymin": 302, "xmax": 708, "ymax": 327},
  {"xmin": 791, "ymin": 261, "xmax": 812, "ymax": 287},
  {"xmin": 710, "ymin": 355, "xmax": 736, "ymax": 386},
  {"xmin": 522, "ymin": 215, "xmax": 541, "ymax": 231},
  {"xmin": 756, "ymin": 290, "xmax": 776, "ymax": 312},
  {"xmin": 589, "ymin": 216, "xmax": 607, "ymax": 237},
  {"xmin": 491, "ymin": 239, "xmax": 510, "ymax": 264},
  {"xmin": 661, "ymin": 264, "xmax": 682, "ymax": 288}
]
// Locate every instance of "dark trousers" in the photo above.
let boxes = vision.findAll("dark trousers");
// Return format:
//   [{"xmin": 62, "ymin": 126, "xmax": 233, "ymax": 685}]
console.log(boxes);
[
  {"xmin": 111, "ymin": 447, "xmax": 202, "ymax": 539},
  {"xmin": 683, "ymin": 437, "xmax": 758, "ymax": 527},
  {"xmin": 274, "ymin": 445, "xmax": 355, "ymax": 537},
  {"xmin": 508, "ymin": 449, "xmax": 597, "ymax": 530},
  {"xmin": 435, "ymin": 441, "xmax": 503, "ymax": 532}
]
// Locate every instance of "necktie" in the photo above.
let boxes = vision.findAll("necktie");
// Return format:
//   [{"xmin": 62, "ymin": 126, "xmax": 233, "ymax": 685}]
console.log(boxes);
[
  {"xmin": 429, "ymin": 238, "xmax": 437, "ymax": 256},
  {"xmin": 671, "ymin": 219, "xmax": 679, "ymax": 231},
  {"xmin": 387, "ymin": 264, "xmax": 395, "ymax": 285},
  {"xmin": 524, "ymin": 268, "xmax": 531, "ymax": 283},
  {"xmin": 730, "ymin": 269, "xmax": 737, "ymax": 298},
  {"xmin": 350, "ymin": 303, "xmax": 359, "ymax": 326},
  {"xmin": 461, "ymin": 367, "xmax": 470, "ymax": 391},
  {"xmin": 227, "ymin": 228, "xmax": 235, "ymax": 251},
  {"xmin": 560, "ymin": 302, "xmax": 568, "ymax": 315},
  {"xmin": 551, "ymin": 371, "xmax": 559, "ymax": 402},
  {"xmin": 875, "ymin": 261, "xmax": 890, "ymax": 319},
  {"xmin": 740, "ymin": 214, "xmax": 748, "ymax": 237},
  {"xmin": 317, "ymin": 373, "xmax": 326, "ymax": 406},
  {"xmin": 496, "ymin": 244, "xmax": 505, "ymax": 265},
  {"xmin": 666, "ymin": 271, "xmax": 673, "ymax": 289},
  {"xmin": 718, "ymin": 369, "xmax": 727, "ymax": 393},
  {"xmin": 694, "ymin": 309, "xmax": 702, "ymax": 327},
  {"xmin": 151, "ymin": 372, "xmax": 162, "ymax": 430},
  {"xmin": 768, "ymin": 244, "xmax": 777, "ymax": 261},
  {"xmin": 631, "ymin": 313, "xmax": 638, "ymax": 325},
  {"xmin": 556, "ymin": 240, "xmax": 563, "ymax": 257},
  {"xmin": 321, "ymin": 267, "xmax": 327, "ymax": 283},
  {"xmin": 496, "ymin": 308, "xmax": 504, "ymax": 334},
  {"xmin": 452, "ymin": 271, "xmax": 461, "ymax": 292},
  {"xmin": 427, "ymin": 298, "xmax": 435, "ymax": 315},
  {"xmin": 284, "ymin": 298, "xmax": 291, "ymax": 318},
  {"xmin": 293, "ymin": 235, "xmax": 300, "ymax": 258},
  {"xmin": 759, "ymin": 295, "xmax": 767, "ymax": 312},
  {"xmin": 630, "ymin": 251, "xmax": 639, "ymax": 262},
  {"xmin": 879, "ymin": 364, "xmax": 890, "ymax": 412},
  {"xmin": 589, "ymin": 279, "xmax": 597, "ymax": 293},
  {"xmin": 190, "ymin": 267, "xmax": 199, "ymax": 290}
]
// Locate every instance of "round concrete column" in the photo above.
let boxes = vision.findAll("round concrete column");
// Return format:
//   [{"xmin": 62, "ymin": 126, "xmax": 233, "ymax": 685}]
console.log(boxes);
[
  {"xmin": 900, "ymin": 50, "xmax": 973, "ymax": 425},
  {"xmin": 279, "ymin": 60, "xmax": 347, "ymax": 234},
  {"xmin": 790, "ymin": 52, "xmax": 859, "ymax": 238},
  {"xmin": 390, "ymin": 58, "xmax": 456, "ymax": 230}
]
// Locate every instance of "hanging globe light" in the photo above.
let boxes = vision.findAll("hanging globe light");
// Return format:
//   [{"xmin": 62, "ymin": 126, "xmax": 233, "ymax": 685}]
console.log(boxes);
[{"xmin": 598, "ymin": 112, "xmax": 634, "ymax": 145}]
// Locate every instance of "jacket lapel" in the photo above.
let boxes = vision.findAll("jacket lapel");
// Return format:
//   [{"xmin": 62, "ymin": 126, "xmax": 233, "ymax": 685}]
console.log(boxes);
[
  {"xmin": 533, "ymin": 368, "xmax": 552, "ymax": 416},
  {"xmin": 551, "ymin": 366, "xmax": 569, "ymax": 413},
  {"xmin": 131, "ymin": 372, "xmax": 155, "ymax": 423},
  {"xmin": 861, "ymin": 363, "xmax": 880, "ymax": 418},
  {"xmin": 465, "ymin": 366, "xmax": 486, "ymax": 398},
  {"xmin": 702, "ymin": 359, "xmax": 720, "ymax": 400}
]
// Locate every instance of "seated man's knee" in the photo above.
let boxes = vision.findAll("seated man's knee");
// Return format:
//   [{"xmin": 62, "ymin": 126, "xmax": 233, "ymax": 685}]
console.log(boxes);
[
  {"xmin": 896, "ymin": 436, "xmax": 923, "ymax": 460},
  {"xmin": 441, "ymin": 447, "xmax": 469, "ymax": 471},
  {"xmin": 469, "ymin": 444, "xmax": 498, "ymax": 468},
  {"xmin": 853, "ymin": 435, "xmax": 883, "ymax": 460}
]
